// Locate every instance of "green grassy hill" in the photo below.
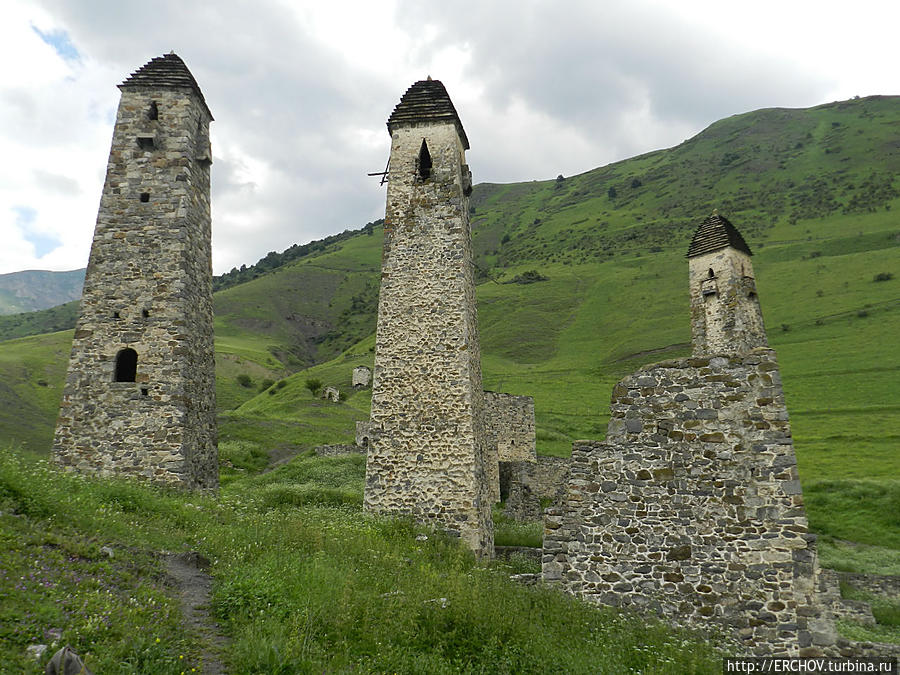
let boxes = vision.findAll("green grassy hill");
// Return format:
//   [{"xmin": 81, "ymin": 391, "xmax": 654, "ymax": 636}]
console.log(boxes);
[{"xmin": 0, "ymin": 95, "xmax": 897, "ymax": 573}]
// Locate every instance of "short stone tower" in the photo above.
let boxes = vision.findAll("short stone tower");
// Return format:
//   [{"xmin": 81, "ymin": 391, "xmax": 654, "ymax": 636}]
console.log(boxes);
[
  {"xmin": 361, "ymin": 79, "xmax": 492, "ymax": 557},
  {"xmin": 687, "ymin": 213, "xmax": 767, "ymax": 356},
  {"xmin": 544, "ymin": 215, "xmax": 836, "ymax": 655},
  {"xmin": 53, "ymin": 53, "xmax": 217, "ymax": 490}
]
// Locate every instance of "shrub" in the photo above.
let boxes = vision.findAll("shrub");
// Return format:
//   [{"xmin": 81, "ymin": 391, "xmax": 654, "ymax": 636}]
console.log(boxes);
[
  {"xmin": 304, "ymin": 378, "xmax": 322, "ymax": 396},
  {"xmin": 873, "ymin": 272, "xmax": 893, "ymax": 282},
  {"xmin": 630, "ymin": 178, "xmax": 642, "ymax": 188},
  {"xmin": 781, "ymin": 323, "xmax": 791, "ymax": 332},
  {"xmin": 258, "ymin": 378, "xmax": 275, "ymax": 392},
  {"xmin": 276, "ymin": 379, "xmax": 288, "ymax": 389},
  {"xmin": 510, "ymin": 270, "xmax": 548, "ymax": 284},
  {"xmin": 236, "ymin": 373, "xmax": 253, "ymax": 388}
]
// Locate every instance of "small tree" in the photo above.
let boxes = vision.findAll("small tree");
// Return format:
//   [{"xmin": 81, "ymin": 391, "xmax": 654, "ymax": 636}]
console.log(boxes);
[{"xmin": 305, "ymin": 378, "xmax": 322, "ymax": 396}]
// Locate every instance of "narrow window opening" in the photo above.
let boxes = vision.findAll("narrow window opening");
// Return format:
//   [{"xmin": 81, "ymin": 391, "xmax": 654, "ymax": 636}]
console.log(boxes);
[
  {"xmin": 142, "ymin": 309, "xmax": 150, "ymax": 318},
  {"xmin": 748, "ymin": 292, "xmax": 757, "ymax": 299},
  {"xmin": 114, "ymin": 348, "xmax": 138, "ymax": 383},
  {"xmin": 148, "ymin": 101, "xmax": 158, "ymax": 120},
  {"xmin": 707, "ymin": 268, "xmax": 715, "ymax": 278},
  {"xmin": 140, "ymin": 387, "xmax": 149, "ymax": 396},
  {"xmin": 137, "ymin": 136, "xmax": 155, "ymax": 150},
  {"xmin": 140, "ymin": 192, "xmax": 150, "ymax": 203},
  {"xmin": 113, "ymin": 311, "xmax": 120, "ymax": 319},
  {"xmin": 417, "ymin": 139, "xmax": 432, "ymax": 180}
]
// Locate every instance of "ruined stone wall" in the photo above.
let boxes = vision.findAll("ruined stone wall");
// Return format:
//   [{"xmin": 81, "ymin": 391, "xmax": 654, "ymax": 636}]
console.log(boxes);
[
  {"xmin": 352, "ymin": 366, "xmax": 371, "ymax": 388},
  {"xmin": 818, "ymin": 570, "xmax": 876, "ymax": 625},
  {"xmin": 53, "ymin": 79, "xmax": 217, "ymax": 490},
  {"xmin": 689, "ymin": 249, "xmax": 767, "ymax": 356},
  {"xmin": 502, "ymin": 456, "xmax": 570, "ymax": 521},
  {"xmin": 363, "ymin": 120, "xmax": 492, "ymax": 557},
  {"xmin": 543, "ymin": 349, "xmax": 835, "ymax": 656},
  {"xmin": 483, "ymin": 391, "xmax": 536, "ymax": 503},
  {"xmin": 315, "ymin": 444, "xmax": 366, "ymax": 457},
  {"xmin": 837, "ymin": 572, "xmax": 900, "ymax": 599}
]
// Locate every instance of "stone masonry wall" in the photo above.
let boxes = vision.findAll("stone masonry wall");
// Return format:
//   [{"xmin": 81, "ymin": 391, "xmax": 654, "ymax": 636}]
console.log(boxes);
[
  {"xmin": 483, "ymin": 391, "xmax": 536, "ymax": 503},
  {"xmin": 543, "ymin": 349, "xmax": 836, "ymax": 656},
  {"xmin": 53, "ymin": 75, "xmax": 217, "ymax": 490},
  {"xmin": 315, "ymin": 444, "xmax": 366, "ymax": 457},
  {"xmin": 502, "ymin": 456, "xmax": 570, "ymax": 521},
  {"xmin": 363, "ymin": 118, "xmax": 492, "ymax": 557}
]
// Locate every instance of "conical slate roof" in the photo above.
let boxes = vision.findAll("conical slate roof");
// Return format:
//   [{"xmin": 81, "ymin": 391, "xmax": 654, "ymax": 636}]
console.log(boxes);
[
  {"xmin": 119, "ymin": 52, "xmax": 212, "ymax": 119},
  {"xmin": 686, "ymin": 213, "xmax": 753, "ymax": 258},
  {"xmin": 387, "ymin": 79, "xmax": 469, "ymax": 149}
]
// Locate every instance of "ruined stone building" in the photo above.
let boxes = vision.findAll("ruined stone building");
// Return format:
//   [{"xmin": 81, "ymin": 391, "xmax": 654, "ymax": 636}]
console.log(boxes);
[
  {"xmin": 351, "ymin": 365, "xmax": 371, "ymax": 388},
  {"xmin": 53, "ymin": 53, "xmax": 218, "ymax": 490},
  {"xmin": 543, "ymin": 214, "xmax": 836, "ymax": 655},
  {"xmin": 482, "ymin": 392, "xmax": 537, "ymax": 503}
]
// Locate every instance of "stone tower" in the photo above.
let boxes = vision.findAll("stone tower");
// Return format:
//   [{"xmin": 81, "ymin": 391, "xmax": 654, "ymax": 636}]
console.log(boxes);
[
  {"xmin": 53, "ymin": 53, "xmax": 217, "ymax": 490},
  {"xmin": 361, "ymin": 79, "xmax": 492, "ymax": 557},
  {"xmin": 687, "ymin": 213, "xmax": 767, "ymax": 356}
]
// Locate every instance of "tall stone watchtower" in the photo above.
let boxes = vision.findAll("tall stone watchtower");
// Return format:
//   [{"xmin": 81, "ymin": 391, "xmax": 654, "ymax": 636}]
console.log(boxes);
[
  {"xmin": 687, "ymin": 213, "xmax": 767, "ymax": 356},
  {"xmin": 53, "ymin": 53, "xmax": 217, "ymax": 490},
  {"xmin": 362, "ymin": 79, "xmax": 492, "ymax": 557}
]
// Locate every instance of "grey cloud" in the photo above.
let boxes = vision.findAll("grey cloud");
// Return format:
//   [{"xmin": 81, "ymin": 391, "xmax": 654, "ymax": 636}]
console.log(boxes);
[
  {"xmin": 397, "ymin": 1, "xmax": 830, "ymax": 155},
  {"xmin": 33, "ymin": 169, "xmax": 81, "ymax": 196},
  {"xmin": 28, "ymin": 0, "xmax": 837, "ymax": 274}
]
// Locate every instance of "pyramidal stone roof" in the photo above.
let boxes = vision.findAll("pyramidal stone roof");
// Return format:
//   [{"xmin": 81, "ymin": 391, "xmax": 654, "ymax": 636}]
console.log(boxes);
[
  {"xmin": 686, "ymin": 213, "xmax": 753, "ymax": 258},
  {"xmin": 387, "ymin": 78, "xmax": 469, "ymax": 149},
  {"xmin": 119, "ymin": 52, "xmax": 212, "ymax": 119}
]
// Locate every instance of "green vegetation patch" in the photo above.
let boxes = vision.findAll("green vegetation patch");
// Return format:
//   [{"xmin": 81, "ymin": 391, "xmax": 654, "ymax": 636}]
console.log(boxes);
[
  {"xmin": 0, "ymin": 450, "xmax": 722, "ymax": 673},
  {"xmin": 805, "ymin": 480, "xmax": 900, "ymax": 552}
]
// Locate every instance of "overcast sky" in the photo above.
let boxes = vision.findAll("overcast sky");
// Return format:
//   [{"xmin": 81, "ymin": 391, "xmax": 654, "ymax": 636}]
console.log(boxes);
[{"xmin": 1, "ymin": 0, "xmax": 897, "ymax": 276}]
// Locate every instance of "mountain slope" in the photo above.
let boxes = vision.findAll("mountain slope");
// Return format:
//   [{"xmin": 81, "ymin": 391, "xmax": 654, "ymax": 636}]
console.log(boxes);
[{"xmin": 0, "ymin": 269, "xmax": 84, "ymax": 315}]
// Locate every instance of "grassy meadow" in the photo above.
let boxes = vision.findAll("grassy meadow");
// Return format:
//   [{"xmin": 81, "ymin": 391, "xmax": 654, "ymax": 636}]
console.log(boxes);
[{"xmin": 0, "ymin": 451, "xmax": 723, "ymax": 673}]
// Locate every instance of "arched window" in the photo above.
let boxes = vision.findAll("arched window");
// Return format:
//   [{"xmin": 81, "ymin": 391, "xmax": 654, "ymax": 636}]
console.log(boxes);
[
  {"xmin": 707, "ymin": 268, "xmax": 715, "ymax": 278},
  {"xmin": 148, "ymin": 101, "xmax": 159, "ymax": 120},
  {"xmin": 114, "ymin": 348, "xmax": 138, "ymax": 382},
  {"xmin": 417, "ymin": 139, "xmax": 432, "ymax": 180}
]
